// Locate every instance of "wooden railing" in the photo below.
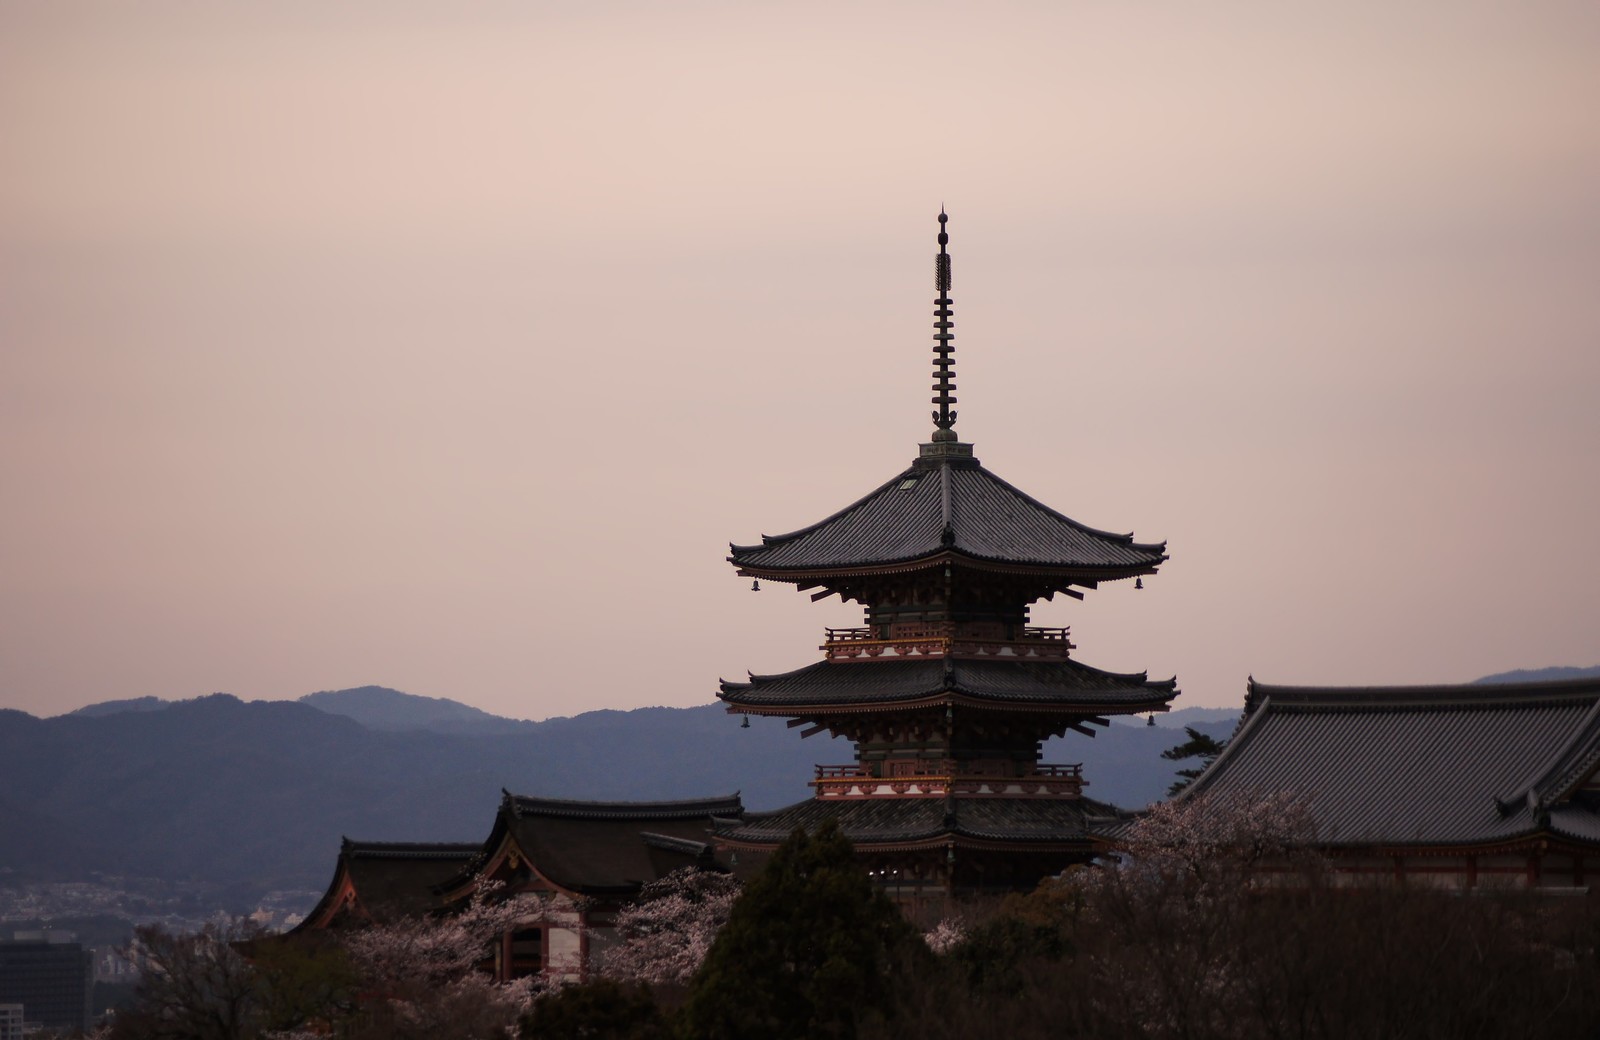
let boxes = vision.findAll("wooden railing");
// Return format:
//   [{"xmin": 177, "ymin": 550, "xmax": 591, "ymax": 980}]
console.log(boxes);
[
  {"xmin": 821, "ymin": 625, "xmax": 1076, "ymax": 661},
  {"xmin": 811, "ymin": 762, "xmax": 1085, "ymax": 798}
]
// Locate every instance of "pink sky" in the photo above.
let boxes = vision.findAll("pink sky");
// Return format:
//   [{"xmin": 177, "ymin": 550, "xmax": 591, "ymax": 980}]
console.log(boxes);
[{"xmin": 3, "ymin": 3, "xmax": 1598, "ymax": 720}]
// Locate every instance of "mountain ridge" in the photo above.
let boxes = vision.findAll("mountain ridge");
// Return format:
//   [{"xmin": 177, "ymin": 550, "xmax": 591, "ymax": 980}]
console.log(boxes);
[{"xmin": 12, "ymin": 670, "xmax": 1585, "ymax": 909}]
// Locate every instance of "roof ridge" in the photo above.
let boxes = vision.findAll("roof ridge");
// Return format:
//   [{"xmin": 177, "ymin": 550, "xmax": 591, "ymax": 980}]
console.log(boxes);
[
  {"xmin": 1246, "ymin": 676, "xmax": 1600, "ymax": 709},
  {"xmin": 1515, "ymin": 695, "xmax": 1600, "ymax": 810},
  {"xmin": 507, "ymin": 793, "xmax": 745, "ymax": 819},
  {"xmin": 728, "ymin": 464, "xmax": 920, "ymax": 555},
  {"xmin": 957, "ymin": 463, "xmax": 1166, "ymax": 552},
  {"xmin": 1173, "ymin": 693, "xmax": 1273, "ymax": 802}
]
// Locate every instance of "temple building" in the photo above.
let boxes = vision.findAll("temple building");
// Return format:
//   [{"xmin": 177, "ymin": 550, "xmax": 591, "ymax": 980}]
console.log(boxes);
[
  {"xmin": 712, "ymin": 212, "xmax": 1178, "ymax": 910},
  {"xmin": 433, "ymin": 792, "xmax": 740, "ymax": 980},
  {"xmin": 1179, "ymin": 675, "xmax": 1600, "ymax": 888},
  {"xmin": 295, "ymin": 793, "xmax": 741, "ymax": 981},
  {"xmin": 293, "ymin": 840, "xmax": 481, "ymax": 932}
]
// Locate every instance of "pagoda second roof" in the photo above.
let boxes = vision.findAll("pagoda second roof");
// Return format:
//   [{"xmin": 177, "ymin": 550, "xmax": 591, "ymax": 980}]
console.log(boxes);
[
  {"xmin": 714, "ymin": 794, "xmax": 1127, "ymax": 847},
  {"xmin": 1185, "ymin": 676, "xmax": 1600, "ymax": 849},
  {"xmin": 729, "ymin": 456, "xmax": 1165, "ymax": 576},
  {"xmin": 720, "ymin": 657, "xmax": 1177, "ymax": 712}
]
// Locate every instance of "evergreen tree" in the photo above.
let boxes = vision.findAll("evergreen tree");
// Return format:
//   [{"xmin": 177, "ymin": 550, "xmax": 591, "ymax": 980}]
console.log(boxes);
[
  {"xmin": 679, "ymin": 820, "xmax": 920, "ymax": 1040},
  {"xmin": 1161, "ymin": 726, "xmax": 1227, "ymax": 797}
]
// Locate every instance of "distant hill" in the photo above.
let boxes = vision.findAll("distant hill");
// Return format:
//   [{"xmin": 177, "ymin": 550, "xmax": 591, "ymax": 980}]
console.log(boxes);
[
  {"xmin": 7, "ymin": 686, "xmax": 1216, "ymax": 904},
  {"xmin": 1475, "ymin": 665, "xmax": 1600, "ymax": 685},
  {"xmin": 1108, "ymin": 705, "xmax": 1243, "ymax": 729},
  {"xmin": 67, "ymin": 696, "xmax": 170, "ymax": 717},
  {"xmin": 14, "ymin": 670, "xmax": 1577, "ymax": 908},
  {"xmin": 299, "ymin": 686, "xmax": 537, "ymax": 735}
]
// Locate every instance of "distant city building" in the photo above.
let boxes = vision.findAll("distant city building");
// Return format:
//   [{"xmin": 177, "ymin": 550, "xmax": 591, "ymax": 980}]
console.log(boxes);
[
  {"xmin": 0, "ymin": 1003, "xmax": 23, "ymax": 1040},
  {"xmin": 0, "ymin": 939, "xmax": 92, "ymax": 1035}
]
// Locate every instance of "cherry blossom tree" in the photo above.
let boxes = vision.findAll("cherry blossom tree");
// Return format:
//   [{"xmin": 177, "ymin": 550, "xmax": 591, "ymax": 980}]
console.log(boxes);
[
  {"xmin": 339, "ymin": 878, "xmax": 548, "ymax": 1040},
  {"xmin": 601, "ymin": 867, "xmax": 741, "ymax": 988}
]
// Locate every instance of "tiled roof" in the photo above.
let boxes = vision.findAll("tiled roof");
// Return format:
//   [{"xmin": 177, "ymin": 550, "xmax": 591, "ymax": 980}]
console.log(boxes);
[
  {"xmin": 495, "ymin": 792, "xmax": 742, "ymax": 894},
  {"xmin": 295, "ymin": 840, "xmax": 480, "ymax": 931},
  {"xmin": 1185, "ymin": 677, "xmax": 1600, "ymax": 848},
  {"xmin": 507, "ymin": 794, "xmax": 744, "ymax": 821},
  {"xmin": 720, "ymin": 657, "xmax": 1177, "ymax": 712},
  {"xmin": 729, "ymin": 457, "xmax": 1165, "ymax": 577},
  {"xmin": 714, "ymin": 794, "xmax": 1127, "ymax": 847}
]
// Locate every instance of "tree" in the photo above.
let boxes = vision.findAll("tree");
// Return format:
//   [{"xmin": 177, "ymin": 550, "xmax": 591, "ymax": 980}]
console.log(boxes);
[
  {"xmin": 339, "ymin": 878, "xmax": 542, "ymax": 1040},
  {"xmin": 520, "ymin": 978, "xmax": 670, "ymax": 1040},
  {"xmin": 679, "ymin": 820, "xmax": 922, "ymax": 1040},
  {"xmin": 109, "ymin": 920, "xmax": 266, "ymax": 1040},
  {"xmin": 602, "ymin": 867, "xmax": 740, "ymax": 988},
  {"xmin": 1160, "ymin": 726, "xmax": 1226, "ymax": 796}
]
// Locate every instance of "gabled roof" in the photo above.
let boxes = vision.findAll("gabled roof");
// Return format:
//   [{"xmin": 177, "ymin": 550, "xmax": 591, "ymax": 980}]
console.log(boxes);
[
  {"xmin": 1186, "ymin": 676, "xmax": 1600, "ymax": 849},
  {"xmin": 294, "ymin": 840, "xmax": 480, "ymax": 931},
  {"xmin": 445, "ymin": 793, "xmax": 743, "ymax": 898},
  {"xmin": 713, "ymin": 794, "xmax": 1128, "ymax": 849},
  {"xmin": 720, "ymin": 657, "xmax": 1177, "ymax": 714},
  {"xmin": 729, "ymin": 456, "xmax": 1166, "ymax": 579}
]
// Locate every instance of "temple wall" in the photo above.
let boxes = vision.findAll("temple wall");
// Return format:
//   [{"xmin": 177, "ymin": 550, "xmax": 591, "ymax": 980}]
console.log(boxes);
[
  {"xmin": 546, "ymin": 925, "xmax": 583, "ymax": 981},
  {"xmin": 1315, "ymin": 851, "xmax": 1596, "ymax": 890}
]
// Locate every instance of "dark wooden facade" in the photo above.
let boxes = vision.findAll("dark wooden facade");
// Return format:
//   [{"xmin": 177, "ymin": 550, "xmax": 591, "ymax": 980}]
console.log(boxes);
[{"xmin": 293, "ymin": 794, "xmax": 740, "ymax": 981}]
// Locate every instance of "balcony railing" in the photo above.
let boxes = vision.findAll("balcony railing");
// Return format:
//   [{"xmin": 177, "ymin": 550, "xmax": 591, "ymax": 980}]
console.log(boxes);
[
  {"xmin": 821, "ymin": 626, "xmax": 1075, "ymax": 661},
  {"xmin": 810, "ymin": 761, "xmax": 1085, "ymax": 799}
]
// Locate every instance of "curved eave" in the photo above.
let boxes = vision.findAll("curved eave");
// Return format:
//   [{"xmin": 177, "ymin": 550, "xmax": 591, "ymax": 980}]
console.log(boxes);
[
  {"xmin": 732, "ymin": 546, "xmax": 1165, "ymax": 582},
  {"xmin": 716, "ymin": 831, "xmax": 1096, "ymax": 854},
  {"xmin": 719, "ymin": 659, "xmax": 1179, "ymax": 716},
  {"xmin": 721, "ymin": 690, "xmax": 1177, "ymax": 718}
]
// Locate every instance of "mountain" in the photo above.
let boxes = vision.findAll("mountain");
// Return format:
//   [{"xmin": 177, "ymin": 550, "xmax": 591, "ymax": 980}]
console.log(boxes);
[
  {"xmin": 1108, "ymin": 705, "xmax": 1243, "ymax": 729},
  {"xmin": 5, "ymin": 686, "xmax": 1216, "ymax": 906},
  {"xmin": 299, "ymin": 685, "xmax": 537, "ymax": 734},
  {"xmin": 1, "ymin": 693, "xmax": 836, "ymax": 899},
  {"xmin": 66, "ymin": 696, "xmax": 171, "ymax": 717},
  {"xmin": 1475, "ymin": 665, "xmax": 1600, "ymax": 685},
  {"xmin": 13, "ymin": 670, "xmax": 1563, "ymax": 907}
]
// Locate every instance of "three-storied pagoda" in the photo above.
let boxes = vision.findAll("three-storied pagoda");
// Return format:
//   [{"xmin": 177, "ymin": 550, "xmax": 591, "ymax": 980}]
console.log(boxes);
[{"xmin": 713, "ymin": 213, "xmax": 1179, "ymax": 908}]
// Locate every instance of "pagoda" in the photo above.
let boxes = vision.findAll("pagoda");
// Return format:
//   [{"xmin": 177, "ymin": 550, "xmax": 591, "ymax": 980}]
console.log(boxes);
[{"xmin": 713, "ymin": 212, "xmax": 1178, "ymax": 910}]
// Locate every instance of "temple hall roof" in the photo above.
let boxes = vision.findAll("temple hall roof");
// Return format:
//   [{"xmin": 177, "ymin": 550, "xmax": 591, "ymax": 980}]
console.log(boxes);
[
  {"xmin": 729, "ymin": 456, "xmax": 1166, "ymax": 579},
  {"xmin": 713, "ymin": 794, "xmax": 1127, "ymax": 849},
  {"xmin": 449, "ymin": 793, "xmax": 743, "ymax": 897},
  {"xmin": 1184, "ymin": 676, "xmax": 1600, "ymax": 849},
  {"xmin": 720, "ymin": 656, "xmax": 1177, "ymax": 713},
  {"xmin": 295, "ymin": 840, "xmax": 480, "ymax": 931}
]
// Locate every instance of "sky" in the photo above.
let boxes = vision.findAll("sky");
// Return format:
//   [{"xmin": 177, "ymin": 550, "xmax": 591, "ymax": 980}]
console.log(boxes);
[{"xmin": 3, "ymin": 2, "xmax": 1598, "ymax": 721}]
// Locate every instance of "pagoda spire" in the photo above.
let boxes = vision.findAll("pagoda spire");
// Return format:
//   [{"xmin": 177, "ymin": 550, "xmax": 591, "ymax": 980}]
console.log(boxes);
[{"xmin": 931, "ymin": 209, "xmax": 958, "ymax": 443}]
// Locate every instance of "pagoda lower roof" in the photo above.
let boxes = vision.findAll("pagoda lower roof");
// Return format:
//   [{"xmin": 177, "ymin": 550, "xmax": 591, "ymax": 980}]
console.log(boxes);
[
  {"xmin": 713, "ymin": 794, "xmax": 1128, "ymax": 849},
  {"xmin": 720, "ymin": 657, "xmax": 1177, "ymax": 713},
  {"xmin": 729, "ymin": 455, "xmax": 1166, "ymax": 578}
]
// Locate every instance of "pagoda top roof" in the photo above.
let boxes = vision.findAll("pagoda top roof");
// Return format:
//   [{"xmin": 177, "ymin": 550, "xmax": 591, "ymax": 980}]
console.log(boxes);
[
  {"xmin": 729, "ymin": 453, "xmax": 1166, "ymax": 579},
  {"xmin": 713, "ymin": 793, "xmax": 1128, "ymax": 849},
  {"xmin": 1183, "ymin": 676, "xmax": 1600, "ymax": 849},
  {"xmin": 720, "ymin": 656, "xmax": 1177, "ymax": 715}
]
